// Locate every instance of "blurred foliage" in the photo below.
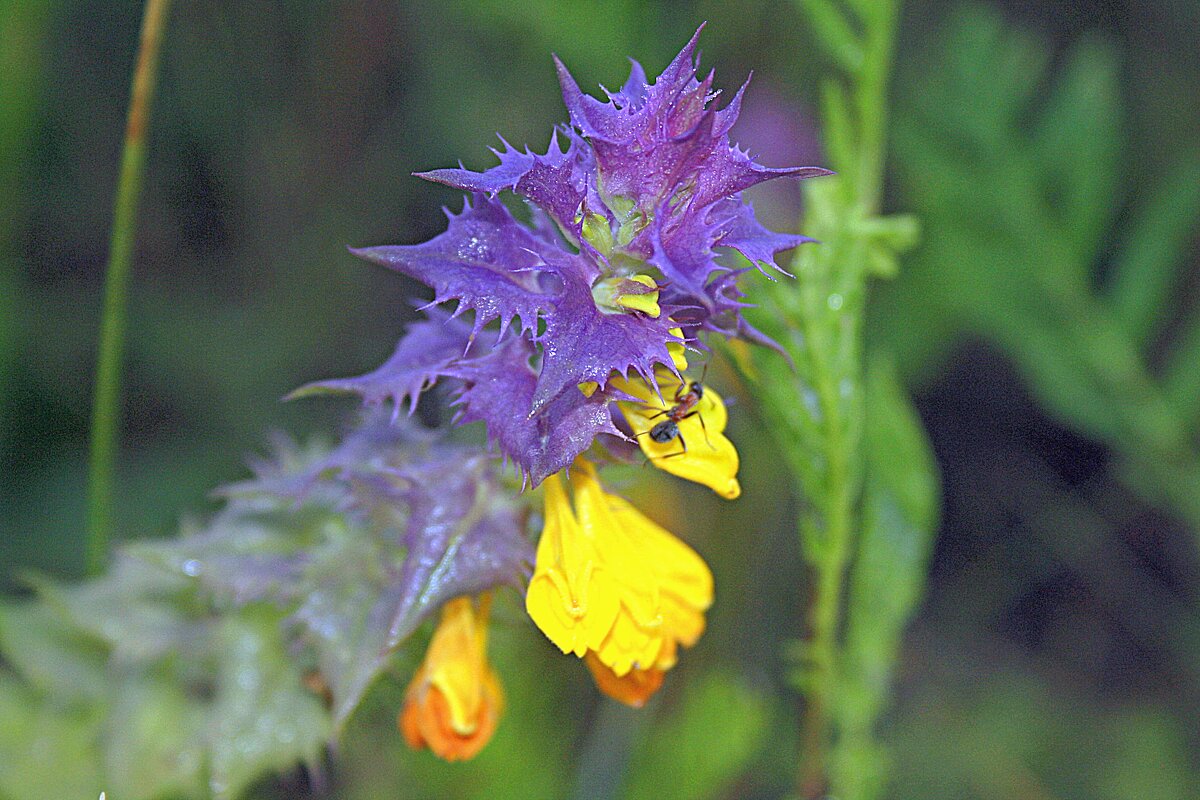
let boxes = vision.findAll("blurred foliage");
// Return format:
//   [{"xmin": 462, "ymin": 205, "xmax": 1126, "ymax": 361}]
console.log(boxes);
[
  {"xmin": 0, "ymin": 557, "xmax": 328, "ymax": 800},
  {"xmin": 623, "ymin": 673, "xmax": 770, "ymax": 800},
  {"xmin": 877, "ymin": 3, "xmax": 1200, "ymax": 532},
  {"xmin": 891, "ymin": 671, "xmax": 1191, "ymax": 800},
  {"xmin": 4, "ymin": 0, "xmax": 1200, "ymax": 799}
]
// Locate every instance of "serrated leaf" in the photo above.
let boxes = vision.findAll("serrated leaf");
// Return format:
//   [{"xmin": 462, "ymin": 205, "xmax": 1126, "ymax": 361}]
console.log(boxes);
[
  {"xmin": 104, "ymin": 671, "xmax": 207, "ymax": 800},
  {"xmin": 290, "ymin": 308, "xmax": 474, "ymax": 415},
  {"xmin": 0, "ymin": 600, "xmax": 109, "ymax": 705},
  {"xmin": 31, "ymin": 557, "xmax": 201, "ymax": 664},
  {"xmin": 206, "ymin": 606, "xmax": 329, "ymax": 800},
  {"xmin": 131, "ymin": 502, "xmax": 327, "ymax": 608},
  {"xmin": 289, "ymin": 526, "xmax": 399, "ymax": 729},
  {"xmin": 385, "ymin": 457, "xmax": 530, "ymax": 649}
]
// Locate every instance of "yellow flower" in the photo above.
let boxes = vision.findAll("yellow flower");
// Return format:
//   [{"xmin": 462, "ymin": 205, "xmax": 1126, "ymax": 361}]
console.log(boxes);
[
  {"xmin": 614, "ymin": 369, "xmax": 741, "ymax": 499},
  {"xmin": 525, "ymin": 472, "xmax": 624, "ymax": 658},
  {"xmin": 399, "ymin": 596, "xmax": 504, "ymax": 761},
  {"xmin": 526, "ymin": 461, "xmax": 714, "ymax": 694}
]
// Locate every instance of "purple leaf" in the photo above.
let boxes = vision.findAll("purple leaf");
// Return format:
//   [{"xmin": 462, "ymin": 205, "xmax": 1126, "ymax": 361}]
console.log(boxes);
[
  {"xmin": 289, "ymin": 308, "xmax": 473, "ymax": 416},
  {"xmin": 717, "ymin": 198, "xmax": 812, "ymax": 273},
  {"xmin": 386, "ymin": 454, "xmax": 531, "ymax": 649},
  {"xmin": 533, "ymin": 251, "xmax": 680, "ymax": 412},
  {"xmin": 350, "ymin": 196, "xmax": 557, "ymax": 340},
  {"xmin": 449, "ymin": 337, "xmax": 629, "ymax": 486}
]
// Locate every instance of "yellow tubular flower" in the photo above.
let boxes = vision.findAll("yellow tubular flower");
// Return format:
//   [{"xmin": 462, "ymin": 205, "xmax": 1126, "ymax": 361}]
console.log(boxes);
[
  {"xmin": 606, "ymin": 493, "xmax": 712, "ymax": 671},
  {"xmin": 527, "ymin": 461, "xmax": 714, "ymax": 694},
  {"xmin": 614, "ymin": 369, "xmax": 741, "ymax": 499},
  {"xmin": 525, "ymin": 473, "xmax": 621, "ymax": 657},
  {"xmin": 399, "ymin": 596, "xmax": 504, "ymax": 761}
]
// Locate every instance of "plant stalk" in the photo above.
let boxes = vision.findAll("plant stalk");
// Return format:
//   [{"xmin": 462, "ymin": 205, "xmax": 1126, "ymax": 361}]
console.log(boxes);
[
  {"xmin": 790, "ymin": 3, "xmax": 900, "ymax": 797},
  {"xmin": 86, "ymin": 0, "xmax": 171, "ymax": 575}
]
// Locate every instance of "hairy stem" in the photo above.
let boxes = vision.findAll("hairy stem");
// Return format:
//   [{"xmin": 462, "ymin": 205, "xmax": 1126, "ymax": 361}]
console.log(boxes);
[{"xmin": 86, "ymin": 0, "xmax": 171, "ymax": 575}]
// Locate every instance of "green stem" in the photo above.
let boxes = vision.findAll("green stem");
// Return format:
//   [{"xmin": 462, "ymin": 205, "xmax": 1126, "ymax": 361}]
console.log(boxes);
[
  {"xmin": 788, "ymin": 3, "xmax": 900, "ymax": 797},
  {"xmin": 86, "ymin": 0, "xmax": 171, "ymax": 575}
]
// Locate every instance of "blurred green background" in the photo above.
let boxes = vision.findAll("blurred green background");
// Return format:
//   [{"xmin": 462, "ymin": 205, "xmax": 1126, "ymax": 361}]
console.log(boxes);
[{"xmin": 2, "ymin": 0, "xmax": 1199, "ymax": 798}]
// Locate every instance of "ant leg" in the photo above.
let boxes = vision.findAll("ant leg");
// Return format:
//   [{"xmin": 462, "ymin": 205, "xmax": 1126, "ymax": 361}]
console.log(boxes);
[
  {"xmin": 681, "ymin": 410, "xmax": 716, "ymax": 449},
  {"xmin": 660, "ymin": 432, "xmax": 689, "ymax": 460},
  {"xmin": 697, "ymin": 412, "xmax": 715, "ymax": 449}
]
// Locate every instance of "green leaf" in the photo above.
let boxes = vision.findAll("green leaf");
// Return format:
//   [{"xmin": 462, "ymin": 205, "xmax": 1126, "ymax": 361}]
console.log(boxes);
[
  {"xmin": 833, "ymin": 358, "xmax": 938, "ymax": 800},
  {"xmin": 890, "ymin": 3, "xmax": 1200, "ymax": 534},
  {"xmin": 798, "ymin": 0, "xmax": 865, "ymax": 75},
  {"xmin": 891, "ymin": 675, "xmax": 1191, "ymax": 800},
  {"xmin": 1107, "ymin": 149, "xmax": 1200, "ymax": 347},
  {"xmin": 0, "ymin": 675, "xmax": 105, "ymax": 800},
  {"xmin": 103, "ymin": 671, "xmax": 207, "ymax": 800},
  {"xmin": 988, "ymin": 309, "xmax": 1124, "ymax": 443},
  {"xmin": 289, "ymin": 527, "xmax": 400, "ymax": 729},
  {"xmin": 1031, "ymin": 35, "xmax": 1123, "ymax": 263},
  {"xmin": 1163, "ymin": 311, "xmax": 1200, "ymax": 425},
  {"xmin": 0, "ymin": 600, "xmax": 109, "ymax": 705},
  {"xmin": 206, "ymin": 606, "xmax": 330, "ymax": 800},
  {"xmin": 862, "ymin": 357, "xmax": 938, "ymax": 529},
  {"xmin": 820, "ymin": 78, "xmax": 857, "ymax": 176},
  {"xmin": 623, "ymin": 672, "xmax": 771, "ymax": 800}
]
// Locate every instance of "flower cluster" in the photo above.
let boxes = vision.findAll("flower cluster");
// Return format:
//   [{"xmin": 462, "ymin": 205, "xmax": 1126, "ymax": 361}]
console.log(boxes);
[{"xmin": 300, "ymin": 26, "xmax": 826, "ymax": 761}]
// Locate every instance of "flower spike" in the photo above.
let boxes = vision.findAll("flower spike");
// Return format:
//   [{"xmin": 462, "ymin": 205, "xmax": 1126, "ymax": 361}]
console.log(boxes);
[{"xmin": 298, "ymin": 26, "xmax": 828, "ymax": 480}]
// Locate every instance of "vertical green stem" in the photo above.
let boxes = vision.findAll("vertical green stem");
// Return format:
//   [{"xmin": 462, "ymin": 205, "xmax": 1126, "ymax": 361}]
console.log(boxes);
[
  {"xmin": 747, "ymin": 2, "xmax": 901, "ymax": 797},
  {"xmin": 86, "ymin": 0, "xmax": 171, "ymax": 575},
  {"xmin": 794, "ymin": 7, "xmax": 899, "ymax": 796}
]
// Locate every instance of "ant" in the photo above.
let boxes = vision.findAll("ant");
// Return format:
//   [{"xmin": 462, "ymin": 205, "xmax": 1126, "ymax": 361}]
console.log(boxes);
[{"xmin": 637, "ymin": 366, "xmax": 713, "ymax": 459}]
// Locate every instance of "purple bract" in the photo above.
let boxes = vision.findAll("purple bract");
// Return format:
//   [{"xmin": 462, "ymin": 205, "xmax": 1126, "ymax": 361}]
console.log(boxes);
[{"xmin": 301, "ymin": 25, "xmax": 829, "ymax": 485}]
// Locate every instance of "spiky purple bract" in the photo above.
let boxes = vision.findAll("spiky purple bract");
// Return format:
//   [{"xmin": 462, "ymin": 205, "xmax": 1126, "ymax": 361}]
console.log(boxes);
[{"xmin": 304, "ymin": 26, "xmax": 829, "ymax": 484}]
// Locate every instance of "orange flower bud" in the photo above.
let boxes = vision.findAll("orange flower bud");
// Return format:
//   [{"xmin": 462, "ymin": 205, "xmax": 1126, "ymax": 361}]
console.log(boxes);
[
  {"xmin": 399, "ymin": 596, "xmax": 504, "ymax": 761},
  {"xmin": 584, "ymin": 651, "xmax": 665, "ymax": 708}
]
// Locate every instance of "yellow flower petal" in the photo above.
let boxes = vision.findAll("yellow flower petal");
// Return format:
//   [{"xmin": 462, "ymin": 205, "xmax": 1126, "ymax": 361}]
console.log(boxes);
[
  {"xmin": 615, "ymin": 274, "xmax": 661, "ymax": 317},
  {"xmin": 527, "ymin": 462, "xmax": 714, "ymax": 681},
  {"xmin": 666, "ymin": 326, "xmax": 689, "ymax": 372},
  {"xmin": 606, "ymin": 493, "xmax": 712, "ymax": 665}
]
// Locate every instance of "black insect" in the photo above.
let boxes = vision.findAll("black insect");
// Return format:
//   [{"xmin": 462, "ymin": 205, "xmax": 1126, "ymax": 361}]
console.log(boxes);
[{"xmin": 639, "ymin": 378, "xmax": 711, "ymax": 458}]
